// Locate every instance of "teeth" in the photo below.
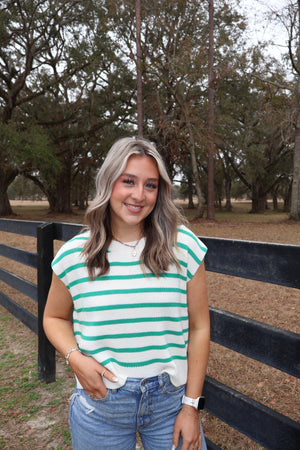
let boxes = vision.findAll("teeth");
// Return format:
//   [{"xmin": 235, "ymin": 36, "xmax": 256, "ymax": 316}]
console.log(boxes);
[{"xmin": 126, "ymin": 204, "xmax": 142, "ymax": 210}]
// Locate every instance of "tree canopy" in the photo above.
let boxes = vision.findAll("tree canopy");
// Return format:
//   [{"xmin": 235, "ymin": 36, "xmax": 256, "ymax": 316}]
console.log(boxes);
[{"xmin": 0, "ymin": 0, "xmax": 298, "ymax": 218}]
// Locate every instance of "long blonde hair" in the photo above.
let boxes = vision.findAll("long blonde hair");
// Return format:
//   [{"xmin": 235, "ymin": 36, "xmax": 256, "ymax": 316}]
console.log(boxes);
[{"xmin": 82, "ymin": 137, "xmax": 186, "ymax": 278}]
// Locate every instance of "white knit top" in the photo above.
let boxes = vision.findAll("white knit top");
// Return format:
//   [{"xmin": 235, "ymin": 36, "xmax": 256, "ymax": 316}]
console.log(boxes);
[{"xmin": 52, "ymin": 225, "xmax": 207, "ymax": 388}]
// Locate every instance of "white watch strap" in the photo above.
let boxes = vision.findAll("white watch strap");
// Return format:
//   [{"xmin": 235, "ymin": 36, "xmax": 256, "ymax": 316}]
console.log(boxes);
[{"xmin": 182, "ymin": 395, "xmax": 199, "ymax": 410}]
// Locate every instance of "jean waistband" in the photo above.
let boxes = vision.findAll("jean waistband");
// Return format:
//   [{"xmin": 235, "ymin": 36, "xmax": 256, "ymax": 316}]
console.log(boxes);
[{"xmin": 121, "ymin": 372, "xmax": 171, "ymax": 390}]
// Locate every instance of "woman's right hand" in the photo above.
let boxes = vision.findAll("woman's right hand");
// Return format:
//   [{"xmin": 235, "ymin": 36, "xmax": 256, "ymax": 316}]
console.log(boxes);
[
  {"xmin": 43, "ymin": 273, "xmax": 118, "ymax": 399},
  {"xmin": 68, "ymin": 350, "xmax": 118, "ymax": 398}
]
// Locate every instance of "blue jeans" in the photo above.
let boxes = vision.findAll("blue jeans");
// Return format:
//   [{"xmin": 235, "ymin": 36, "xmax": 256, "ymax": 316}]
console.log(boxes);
[{"xmin": 69, "ymin": 373, "xmax": 207, "ymax": 450}]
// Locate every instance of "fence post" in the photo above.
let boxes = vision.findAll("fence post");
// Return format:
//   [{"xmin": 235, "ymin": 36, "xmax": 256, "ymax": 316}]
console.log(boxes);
[{"xmin": 37, "ymin": 222, "xmax": 56, "ymax": 382}]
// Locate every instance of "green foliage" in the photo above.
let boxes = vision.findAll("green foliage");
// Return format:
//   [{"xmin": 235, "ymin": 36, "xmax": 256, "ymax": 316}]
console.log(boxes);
[
  {"xmin": 8, "ymin": 175, "xmax": 44, "ymax": 200},
  {"xmin": 1, "ymin": 121, "xmax": 61, "ymax": 184},
  {"xmin": 214, "ymin": 44, "xmax": 294, "ymax": 211},
  {"xmin": 0, "ymin": 0, "xmax": 296, "ymax": 215}
]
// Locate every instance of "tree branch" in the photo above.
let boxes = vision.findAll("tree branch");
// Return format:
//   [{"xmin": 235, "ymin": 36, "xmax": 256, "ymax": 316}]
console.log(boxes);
[{"xmin": 251, "ymin": 74, "xmax": 292, "ymax": 92}]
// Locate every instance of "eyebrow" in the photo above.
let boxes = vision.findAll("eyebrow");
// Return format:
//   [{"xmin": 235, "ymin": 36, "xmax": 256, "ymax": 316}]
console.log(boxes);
[{"xmin": 121, "ymin": 172, "xmax": 159, "ymax": 182}]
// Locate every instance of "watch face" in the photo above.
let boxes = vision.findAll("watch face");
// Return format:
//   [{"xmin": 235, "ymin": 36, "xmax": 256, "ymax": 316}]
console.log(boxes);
[{"xmin": 198, "ymin": 397, "xmax": 205, "ymax": 410}]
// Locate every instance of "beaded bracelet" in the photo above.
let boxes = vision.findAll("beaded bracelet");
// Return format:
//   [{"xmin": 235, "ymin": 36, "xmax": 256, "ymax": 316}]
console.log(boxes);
[{"xmin": 65, "ymin": 347, "xmax": 79, "ymax": 365}]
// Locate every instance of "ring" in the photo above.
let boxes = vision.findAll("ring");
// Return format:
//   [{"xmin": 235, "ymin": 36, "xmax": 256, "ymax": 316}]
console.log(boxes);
[{"xmin": 101, "ymin": 368, "xmax": 107, "ymax": 377}]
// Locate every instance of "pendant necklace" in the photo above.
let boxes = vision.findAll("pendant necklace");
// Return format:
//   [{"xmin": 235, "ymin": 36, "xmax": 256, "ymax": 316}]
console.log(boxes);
[{"xmin": 113, "ymin": 235, "xmax": 143, "ymax": 257}]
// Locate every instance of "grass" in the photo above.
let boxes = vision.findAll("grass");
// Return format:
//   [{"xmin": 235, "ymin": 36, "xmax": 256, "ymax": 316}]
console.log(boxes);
[
  {"xmin": 0, "ymin": 309, "xmax": 74, "ymax": 449},
  {"xmin": 181, "ymin": 200, "xmax": 290, "ymax": 223}
]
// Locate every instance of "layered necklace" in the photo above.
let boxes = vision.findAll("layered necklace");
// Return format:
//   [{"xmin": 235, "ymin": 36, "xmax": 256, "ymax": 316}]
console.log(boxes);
[{"xmin": 113, "ymin": 235, "xmax": 144, "ymax": 257}]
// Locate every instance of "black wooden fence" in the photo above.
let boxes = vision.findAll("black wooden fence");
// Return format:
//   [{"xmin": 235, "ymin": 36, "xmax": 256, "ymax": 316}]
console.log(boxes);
[{"xmin": 0, "ymin": 218, "xmax": 299, "ymax": 450}]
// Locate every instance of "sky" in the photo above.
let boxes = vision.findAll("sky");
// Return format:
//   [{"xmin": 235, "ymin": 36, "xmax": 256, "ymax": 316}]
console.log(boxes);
[{"xmin": 237, "ymin": 0, "xmax": 290, "ymax": 61}]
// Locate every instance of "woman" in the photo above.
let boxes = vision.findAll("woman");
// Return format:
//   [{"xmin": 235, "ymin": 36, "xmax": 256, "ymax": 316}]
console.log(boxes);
[{"xmin": 43, "ymin": 137, "xmax": 210, "ymax": 450}]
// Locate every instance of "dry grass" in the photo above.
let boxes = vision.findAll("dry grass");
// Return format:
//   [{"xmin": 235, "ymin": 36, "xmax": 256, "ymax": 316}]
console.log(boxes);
[{"xmin": 0, "ymin": 200, "xmax": 299, "ymax": 449}]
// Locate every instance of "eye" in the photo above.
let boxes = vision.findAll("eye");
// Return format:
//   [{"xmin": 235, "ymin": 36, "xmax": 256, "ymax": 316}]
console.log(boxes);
[
  {"xmin": 145, "ymin": 182, "xmax": 158, "ymax": 190},
  {"xmin": 122, "ymin": 178, "xmax": 134, "ymax": 185}
]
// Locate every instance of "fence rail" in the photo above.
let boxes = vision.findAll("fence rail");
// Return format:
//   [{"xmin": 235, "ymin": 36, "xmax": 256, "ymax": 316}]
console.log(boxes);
[{"xmin": 0, "ymin": 218, "xmax": 299, "ymax": 450}]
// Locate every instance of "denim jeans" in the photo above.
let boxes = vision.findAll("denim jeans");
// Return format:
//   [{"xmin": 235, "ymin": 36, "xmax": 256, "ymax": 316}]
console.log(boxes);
[{"xmin": 69, "ymin": 372, "xmax": 207, "ymax": 450}]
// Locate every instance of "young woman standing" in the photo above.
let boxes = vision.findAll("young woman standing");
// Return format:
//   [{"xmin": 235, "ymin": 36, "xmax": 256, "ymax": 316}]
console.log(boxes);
[{"xmin": 43, "ymin": 137, "xmax": 210, "ymax": 450}]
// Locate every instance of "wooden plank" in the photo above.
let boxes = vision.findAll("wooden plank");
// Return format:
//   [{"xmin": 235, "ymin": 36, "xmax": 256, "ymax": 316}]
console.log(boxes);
[
  {"xmin": 0, "ymin": 244, "xmax": 38, "ymax": 268},
  {"xmin": 0, "ymin": 219, "xmax": 43, "ymax": 236},
  {"xmin": 0, "ymin": 267, "xmax": 37, "ymax": 301},
  {"xmin": 206, "ymin": 438, "xmax": 222, "ymax": 450},
  {"xmin": 210, "ymin": 307, "xmax": 300, "ymax": 378},
  {"xmin": 53, "ymin": 222, "xmax": 82, "ymax": 241},
  {"xmin": 203, "ymin": 376, "xmax": 300, "ymax": 450},
  {"xmin": 200, "ymin": 237, "xmax": 300, "ymax": 289},
  {"xmin": 37, "ymin": 223, "xmax": 56, "ymax": 382},
  {"xmin": 0, "ymin": 291, "xmax": 37, "ymax": 333}
]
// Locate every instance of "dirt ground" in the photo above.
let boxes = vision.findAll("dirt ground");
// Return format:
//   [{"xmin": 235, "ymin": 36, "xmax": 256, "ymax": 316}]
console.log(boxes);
[{"xmin": 0, "ymin": 203, "xmax": 299, "ymax": 449}]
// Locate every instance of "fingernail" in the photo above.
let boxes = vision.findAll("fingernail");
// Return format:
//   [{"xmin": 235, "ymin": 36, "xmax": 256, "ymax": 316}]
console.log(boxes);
[
  {"xmin": 172, "ymin": 445, "xmax": 175, "ymax": 450},
  {"xmin": 112, "ymin": 376, "xmax": 118, "ymax": 382}
]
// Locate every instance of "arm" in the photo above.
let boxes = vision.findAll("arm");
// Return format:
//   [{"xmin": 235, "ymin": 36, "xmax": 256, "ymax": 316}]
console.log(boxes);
[
  {"xmin": 172, "ymin": 262, "xmax": 210, "ymax": 450},
  {"xmin": 43, "ymin": 272, "xmax": 117, "ymax": 397}
]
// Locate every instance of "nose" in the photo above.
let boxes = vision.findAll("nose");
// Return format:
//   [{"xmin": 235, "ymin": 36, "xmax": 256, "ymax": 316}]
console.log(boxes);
[{"xmin": 132, "ymin": 183, "xmax": 145, "ymax": 202}]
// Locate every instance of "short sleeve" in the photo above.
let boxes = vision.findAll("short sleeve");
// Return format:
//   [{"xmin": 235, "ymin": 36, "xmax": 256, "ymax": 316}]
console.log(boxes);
[
  {"xmin": 177, "ymin": 225, "xmax": 207, "ymax": 281},
  {"xmin": 51, "ymin": 233, "xmax": 89, "ymax": 289}
]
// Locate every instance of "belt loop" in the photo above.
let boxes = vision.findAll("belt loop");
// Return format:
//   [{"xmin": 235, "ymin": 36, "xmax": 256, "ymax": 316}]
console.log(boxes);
[{"xmin": 158, "ymin": 373, "xmax": 164, "ymax": 388}]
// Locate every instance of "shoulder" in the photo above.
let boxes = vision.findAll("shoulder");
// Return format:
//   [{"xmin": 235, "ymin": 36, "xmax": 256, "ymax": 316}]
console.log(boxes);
[
  {"xmin": 177, "ymin": 224, "xmax": 207, "ymax": 254},
  {"xmin": 52, "ymin": 231, "xmax": 89, "ymax": 268},
  {"xmin": 176, "ymin": 225, "xmax": 207, "ymax": 280}
]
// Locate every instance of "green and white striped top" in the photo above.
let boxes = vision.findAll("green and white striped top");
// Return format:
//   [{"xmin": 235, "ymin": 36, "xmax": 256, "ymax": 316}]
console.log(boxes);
[{"xmin": 52, "ymin": 224, "xmax": 207, "ymax": 388}]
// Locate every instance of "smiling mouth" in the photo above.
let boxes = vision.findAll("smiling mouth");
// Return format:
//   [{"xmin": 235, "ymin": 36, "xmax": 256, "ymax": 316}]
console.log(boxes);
[{"xmin": 124, "ymin": 203, "xmax": 143, "ymax": 211}]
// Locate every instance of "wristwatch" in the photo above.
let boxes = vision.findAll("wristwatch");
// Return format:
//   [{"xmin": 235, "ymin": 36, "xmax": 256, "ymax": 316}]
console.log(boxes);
[{"xmin": 182, "ymin": 394, "xmax": 205, "ymax": 410}]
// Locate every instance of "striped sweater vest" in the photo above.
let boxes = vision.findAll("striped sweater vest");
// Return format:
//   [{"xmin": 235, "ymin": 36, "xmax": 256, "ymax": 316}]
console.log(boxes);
[{"xmin": 52, "ymin": 225, "xmax": 207, "ymax": 388}]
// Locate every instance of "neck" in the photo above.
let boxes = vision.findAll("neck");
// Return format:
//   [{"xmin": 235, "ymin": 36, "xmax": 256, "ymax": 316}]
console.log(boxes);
[{"xmin": 112, "ymin": 226, "xmax": 144, "ymax": 243}]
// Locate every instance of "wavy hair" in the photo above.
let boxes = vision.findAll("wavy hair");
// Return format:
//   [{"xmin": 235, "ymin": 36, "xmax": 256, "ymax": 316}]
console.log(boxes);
[{"xmin": 82, "ymin": 137, "xmax": 186, "ymax": 278}]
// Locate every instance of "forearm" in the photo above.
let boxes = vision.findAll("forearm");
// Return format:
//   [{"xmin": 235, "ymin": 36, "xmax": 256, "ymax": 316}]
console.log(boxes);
[
  {"xmin": 185, "ymin": 263, "xmax": 210, "ymax": 399},
  {"xmin": 43, "ymin": 316, "xmax": 77, "ymax": 358},
  {"xmin": 172, "ymin": 328, "xmax": 209, "ymax": 449},
  {"xmin": 43, "ymin": 272, "xmax": 77, "ymax": 359},
  {"xmin": 185, "ymin": 327, "xmax": 210, "ymax": 398},
  {"xmin": 173, "ymin": 262, "xmax": 209, "ymax": 449}
]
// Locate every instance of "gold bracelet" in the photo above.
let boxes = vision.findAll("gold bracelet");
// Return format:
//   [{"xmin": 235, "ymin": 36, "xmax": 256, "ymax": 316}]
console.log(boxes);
[
  {"xmin": 181, "ymin": 404, "xmax": 200, "ymax": 419},
  {"xmin": 65, "ymin": 347, "xmax": 79, "ymax": 365}
]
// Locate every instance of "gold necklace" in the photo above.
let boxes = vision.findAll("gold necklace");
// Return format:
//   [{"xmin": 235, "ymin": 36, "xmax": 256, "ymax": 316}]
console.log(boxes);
[{"xmin": 113, "ymin": 236, "xmax": 143, "ymax": 257}]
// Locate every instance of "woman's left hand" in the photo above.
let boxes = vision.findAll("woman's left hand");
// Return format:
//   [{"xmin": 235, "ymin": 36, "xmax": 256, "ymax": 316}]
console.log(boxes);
[{"xmin": 172, "ymin": 407, "xmax": 202, "ymax": 449}]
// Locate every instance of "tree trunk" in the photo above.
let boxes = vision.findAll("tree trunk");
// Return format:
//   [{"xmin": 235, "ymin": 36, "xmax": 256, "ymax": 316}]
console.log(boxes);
[
  {"xmin": 184, "ymin": 115, "xmax": 205, "ymax": 218},
  {"xmin": 78, "ymin": 183, "xmax": 87, "ymax": 210},
  {"xmin": 135, "ymin": 0, "xmax": 143, "ymax": 137},
  {"xmin": 189, "ymin": 142, "xmax": 205, "ymax": 218},
  {"xmin": 173, "ymin": 87, "xmax": 205, "ymax": 218},
  {"xmin": 187, "ymin": 174, "xmax": 195, "ymax": 209},
  {"xmin": 0, "ymin": 189, "xmax": 13, "ymax": 216},
  {"xmin": 291, "ymin": 80, "xmax": 300, "ymax": 219},
  {"xmin": 0, "ymin": 167, "xmax": 18, "ymax": 216},
  {"xmin": 284, "ymin": 181, "xmax": 292, "ymax": 212},
  {"xmin": 250, "ymin": 184, "xmax": 266, "ymax": 213},
  {"xmin": 207, "ymin": 0, "xmax": 215, "ymax": 219},
  {"xmin": 250, "ymin": 192, "xmax": 266, "ymax": 213},
  {"xmin": 290, "ymin": 4, "xmax": 300, "ymax": 220},
  {"xmin": 224, "ymin": 176, "xmax": 232, "ymax": 212},
  {"xmin": 54, "ymin": 164, "xmax": 72, "ymax": 213},
  {"xmin": 272, "ymin": 192, "xmax": 278, "ymax": 211}
]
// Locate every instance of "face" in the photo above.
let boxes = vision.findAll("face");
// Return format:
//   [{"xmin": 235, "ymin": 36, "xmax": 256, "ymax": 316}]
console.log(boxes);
[{"xmin": 109, "ymin": 155, "xmax": 159, "ymax": 238}]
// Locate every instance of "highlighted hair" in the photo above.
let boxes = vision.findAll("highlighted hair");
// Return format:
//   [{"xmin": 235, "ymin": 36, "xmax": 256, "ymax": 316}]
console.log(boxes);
[{"xmin": 82, "ymin": 137, "xmax": 186, "ymax": 278}]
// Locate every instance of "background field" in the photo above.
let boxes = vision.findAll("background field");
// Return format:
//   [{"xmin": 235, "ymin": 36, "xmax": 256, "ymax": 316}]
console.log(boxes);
[{"xmin": 0, "ymin": 201, "xmax": 299, "ymax": 449}]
